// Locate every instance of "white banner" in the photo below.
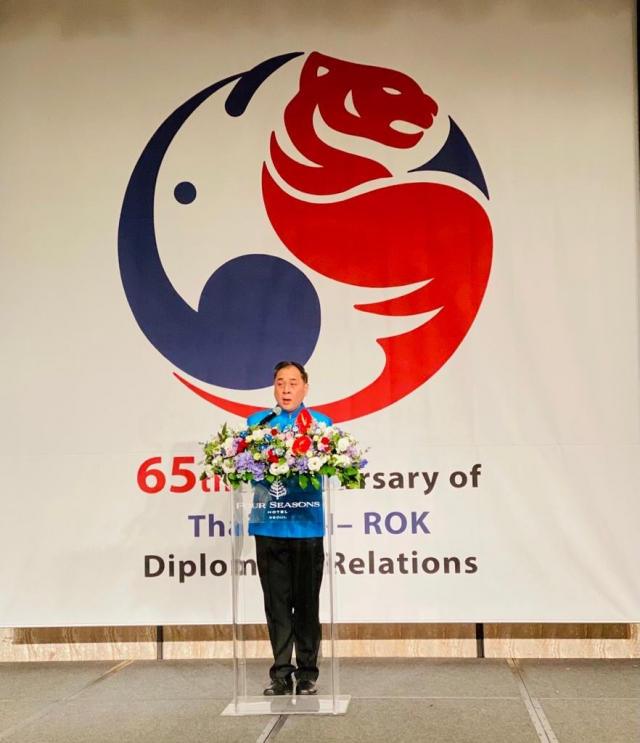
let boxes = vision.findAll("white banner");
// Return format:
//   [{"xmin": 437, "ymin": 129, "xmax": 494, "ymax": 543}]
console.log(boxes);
[{"xmin": 0, "ymin": 0, "xmax": 638, "ymax": 626}]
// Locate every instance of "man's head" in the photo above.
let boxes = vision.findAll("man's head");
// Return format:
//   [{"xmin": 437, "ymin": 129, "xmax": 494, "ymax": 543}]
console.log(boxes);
[{"xmin": 273, "ymin": 361, "xmax": 309, "ymax": 412}]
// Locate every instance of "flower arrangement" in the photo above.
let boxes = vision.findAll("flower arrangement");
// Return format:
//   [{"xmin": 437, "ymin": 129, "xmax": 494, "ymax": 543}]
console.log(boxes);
[{"xmin": 201, "ymin": 418, "xmax": 368, "ymax": 491}]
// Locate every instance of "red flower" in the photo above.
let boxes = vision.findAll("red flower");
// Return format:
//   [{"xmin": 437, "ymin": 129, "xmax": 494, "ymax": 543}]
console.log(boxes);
[
  {"xmin": 295, "ymin": 408, "xmax": 313, "ymax": 434},
  {"xmin": 267, "ymin": 449, "xmax": 280, "ymax": 463},
  {"xmin": 237, "ymin": 439, "xmax": 248, "ymax": 453},
  {"xmin": 292, "ymin": 436, "xmax": 312, "ymax": 456},
  {"xmin": 271, "ymin": 428, "xmax": 278, "ymax": 435},
  {"xmin": 321, "ymin": 437, "xmax": 330, "ymax": 446}
]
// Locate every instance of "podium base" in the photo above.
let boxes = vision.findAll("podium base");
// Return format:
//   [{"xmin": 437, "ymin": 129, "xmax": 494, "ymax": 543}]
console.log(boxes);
[{"xmin": 221, "ymin": 694, "xmax": 351, "ymax": 716}]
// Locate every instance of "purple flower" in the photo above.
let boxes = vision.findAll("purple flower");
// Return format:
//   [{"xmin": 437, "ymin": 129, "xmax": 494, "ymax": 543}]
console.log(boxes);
[
  {"xmin": 249, "ymin": 460, "xmax": 266, "ymax": 480},
  {"xmin": 235, "ymin": 452, "xmax": 255, "ymax": 472},
  {"xmin": 293, "ymin": 457, "xmax": 309, "ymax": 473}
]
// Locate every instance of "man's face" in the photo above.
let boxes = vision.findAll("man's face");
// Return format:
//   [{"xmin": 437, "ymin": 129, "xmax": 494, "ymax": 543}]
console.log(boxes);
[{"xmin": 274, "ymin": 366, "xmax": 309, "ymax": 412}]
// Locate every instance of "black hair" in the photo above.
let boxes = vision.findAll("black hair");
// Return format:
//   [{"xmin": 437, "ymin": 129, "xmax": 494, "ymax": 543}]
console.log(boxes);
[{"xmin": 273, "ymin": 360, "xmax": 308, "ymax": 384}]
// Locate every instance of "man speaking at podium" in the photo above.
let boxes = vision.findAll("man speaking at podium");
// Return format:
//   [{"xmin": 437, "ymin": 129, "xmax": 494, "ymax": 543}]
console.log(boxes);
[{"xmin": 247, "ymin": 361, "xmax": 332, "ymax": 696}]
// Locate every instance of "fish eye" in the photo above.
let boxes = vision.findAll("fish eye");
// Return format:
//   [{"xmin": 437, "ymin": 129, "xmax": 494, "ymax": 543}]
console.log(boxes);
[
  {"xmin": 174, "ymin": 181, "xmax": 197, "ymax": 204},
  {"xmin": 383, "ymin": 87, "xmax": 402, "ymax": 95}
]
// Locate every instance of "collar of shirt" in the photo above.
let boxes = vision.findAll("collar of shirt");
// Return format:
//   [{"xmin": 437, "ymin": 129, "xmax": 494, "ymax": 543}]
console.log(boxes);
[{"xmin": 276, "ymin": 403, "xmax": 305, "ymax": 422}]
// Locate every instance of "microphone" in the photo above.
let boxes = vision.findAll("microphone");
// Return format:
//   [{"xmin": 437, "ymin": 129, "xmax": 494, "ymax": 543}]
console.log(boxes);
[{"xmin": 257, "ymin": 406, "xmax": 282, "ymax": 426}]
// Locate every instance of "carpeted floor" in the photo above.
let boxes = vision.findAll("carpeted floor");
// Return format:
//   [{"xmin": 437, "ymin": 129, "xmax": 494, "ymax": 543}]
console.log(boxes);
[{"xmin": 0, "ymin": 657, "xmax": 637, "ymax": 742}]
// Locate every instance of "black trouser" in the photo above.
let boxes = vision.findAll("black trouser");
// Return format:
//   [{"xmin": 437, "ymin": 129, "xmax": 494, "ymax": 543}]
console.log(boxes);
[{"xmin": 255, "ymin": 535, "xmax": 325, "ymax": 681}]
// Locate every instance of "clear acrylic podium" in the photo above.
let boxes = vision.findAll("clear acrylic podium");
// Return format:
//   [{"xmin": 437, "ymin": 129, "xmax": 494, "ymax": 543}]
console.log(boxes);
[{"xmin": 221, "ymin": 476, "xmax": 350, "ymax": 715}]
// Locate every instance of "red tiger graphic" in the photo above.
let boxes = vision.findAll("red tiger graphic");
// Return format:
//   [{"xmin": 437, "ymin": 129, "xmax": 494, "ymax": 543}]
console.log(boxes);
[{"xmin": 262, "ymin": 52, "xmax": 493, "ymax": 422}]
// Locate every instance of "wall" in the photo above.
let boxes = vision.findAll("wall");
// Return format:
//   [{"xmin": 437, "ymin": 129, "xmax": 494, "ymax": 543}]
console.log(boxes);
[{"xmin": 1, "ymin": 624, "xmax": 638, "ymax": 661}]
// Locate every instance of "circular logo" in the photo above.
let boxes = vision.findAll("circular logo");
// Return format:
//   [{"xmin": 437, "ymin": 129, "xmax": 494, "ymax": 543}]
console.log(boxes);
[{"xmin": 118, "ymin": 52, "xmax": 492, "ymax": 422}]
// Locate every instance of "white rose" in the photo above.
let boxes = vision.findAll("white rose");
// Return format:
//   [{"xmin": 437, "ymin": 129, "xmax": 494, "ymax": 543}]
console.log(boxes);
[
  {"xmin": 308, "ymin": 457, "xmax": 322, "ymax": 472},
  {"xmin": 223, "ymin": 437, "xmax": 235, "ymax": 450},
  {"xmin": 335, "ymin": 454, "xmax": 351, "ymax": 467},
  {"xmin": 337, "ymin": 437, "xmax": 351, "ymax": 452},
  {"xmin": 279, "ymin": 463, "xmax": 290, "ymax": 474},
  {"xmin": 222, "ymin": 459, "xmax": 235, "ymax": 474},
  {"xmin": 252, "ymin": 429, "xmax": 265, "ymax": 442},
  {"xmin": 245, "ymin": 435, "xmax": 253, "ymax": 443}
]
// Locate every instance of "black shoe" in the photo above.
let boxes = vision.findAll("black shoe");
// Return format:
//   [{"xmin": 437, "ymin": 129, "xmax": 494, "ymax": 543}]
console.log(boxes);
[
  {"xmin": 295, "ymin": 679, "xmax": 317, "ymax": 695},
  {"xmin": 263, "ymin": 677, "xmax": 293, "ymax": 696}
]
